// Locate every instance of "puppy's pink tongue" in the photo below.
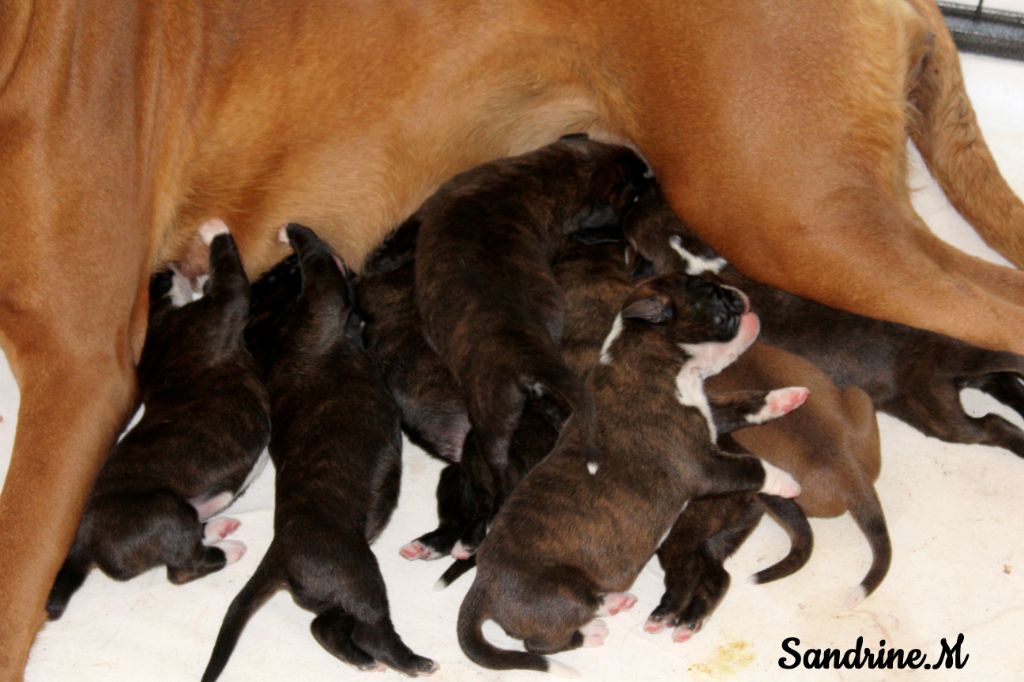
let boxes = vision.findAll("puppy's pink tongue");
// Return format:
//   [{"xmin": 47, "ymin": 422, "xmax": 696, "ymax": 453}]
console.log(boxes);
[{"xmin": 738, "ymin": 311, "xmax": 760, "ymax": 345}]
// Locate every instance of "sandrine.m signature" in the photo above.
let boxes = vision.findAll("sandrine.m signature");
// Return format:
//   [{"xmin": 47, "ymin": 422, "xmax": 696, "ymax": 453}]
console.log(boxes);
[{"xmin": 779, "ymin": 634, "xmax": 968, "ymax": 670}]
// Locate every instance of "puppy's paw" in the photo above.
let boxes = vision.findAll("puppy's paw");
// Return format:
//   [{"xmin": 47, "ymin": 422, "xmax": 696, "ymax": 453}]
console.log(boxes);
[
  {"xmin": 189, "ymin": 491, "xmax": 235, "ymax": 522},
  {"xmin": 672, "ymin": 623, "xmax": 699, "ymax": 643},
  {"xmin": 399, "ymin": 541, "xmax": 441, "ymax": 561},
  {"xmin": 213, "ymin": 539, "xmax": 246, "ymax": 565},
  {"xmin": 599, "ymin": 592, "xmax": 637, "ymax": 616},
  {"xmin": 278, "ymin": 224, "xmax": 290, "ymax": 244},
  {"xmin": 749, "ymin": 386, "xmax": 810, "ymax": 424},
  {"xmin": 760, "ymin": 461, "xmax": 801, "ymax": 498},
  {"xmin": 579, "ymin": 619, "xmax": 609, "ymax": 647},
  {"xmin": 198, "ymin": 219, "xmax": 230, "ymax": 245},
  {"xmin": 203, "ymin": 517, "xmax": 241, "ymax": 544},
  {"xmin": 451, "ymin": 541, "xmax": 476, "ymax": 561}
]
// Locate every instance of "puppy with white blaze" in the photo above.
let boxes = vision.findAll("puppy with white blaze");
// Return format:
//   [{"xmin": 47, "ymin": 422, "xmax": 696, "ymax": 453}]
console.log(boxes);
[{"xmin": 456, "ymin": 273, "xmax": 803, "ymax": 674}]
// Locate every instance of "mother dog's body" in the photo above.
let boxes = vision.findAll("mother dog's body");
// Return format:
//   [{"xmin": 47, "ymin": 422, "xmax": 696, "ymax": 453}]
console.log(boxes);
[{"xmin": 1, "ymin": 0, "xmax": 1023, "ymax": 677}]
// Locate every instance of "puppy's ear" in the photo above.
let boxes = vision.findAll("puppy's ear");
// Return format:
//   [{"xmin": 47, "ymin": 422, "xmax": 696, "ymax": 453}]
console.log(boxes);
[{"xmin": 622, "ymin": 293, "xmax": 674, "ymax": 324}]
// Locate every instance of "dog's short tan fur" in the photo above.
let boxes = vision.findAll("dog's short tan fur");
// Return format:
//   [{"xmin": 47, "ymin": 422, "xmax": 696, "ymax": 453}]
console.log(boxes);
[{"xmin": 1, "ymin": 1, "xmax": 1023, "ymax": 675}]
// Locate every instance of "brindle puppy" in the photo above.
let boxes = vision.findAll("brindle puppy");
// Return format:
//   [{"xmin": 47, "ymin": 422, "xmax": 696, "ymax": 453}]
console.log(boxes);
[
  {"xmin": 457, "ymin": 274, "xmax": 802, "ymax": 673},
  {"xmin": 46, "ymin": 223, "xmax": 270, "ymax": 620},
  {"xmin": 415, "ymin": 138, "xmax": 650, "ymax": 544},
  {"xmin": 202, "ymin": 225, "xmax": 436, "ymax": 681}
]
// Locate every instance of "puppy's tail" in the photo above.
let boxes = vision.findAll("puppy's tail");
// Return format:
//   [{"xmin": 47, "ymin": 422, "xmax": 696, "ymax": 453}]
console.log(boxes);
[
  {"xmin": 457, "ymin": 582, "xmax": 574, "ymax": 675},
  {"xmin": 434, "ymin": 557, "xmax": 477, "ymax": 591},
  {"xmin": 750, "ymin": 494, "xmax": 813, "ymax": 584},
  {"xmin": 201, "ymin": 547, "xmax": 281, "ymax": 682},
  {"xmin": 45, "ymin": 549, "xmax": 92, "ymax": 621},
  {"xmin": 906, "ymin": 0, "xmax": 1024, "ymax": 268},
  {"xmin": 524, "ymin": 357, "xmax": 599, "ymax": 475},
  {"xmin": 842, "ymin": 475, "xmax": 892, "ymax": 607}
]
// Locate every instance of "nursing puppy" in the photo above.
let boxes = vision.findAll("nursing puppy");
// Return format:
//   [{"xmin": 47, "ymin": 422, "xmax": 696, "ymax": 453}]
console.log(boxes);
[
  {"xmin": 202, "ymin": 225, "xmax": 436, "ymax": 681},
  {"xmin": 625, "ymin": 185, "xmax": 1024, "ymax": 457},
  {"xmin": 457, "ymin": 274, "xmax": 803, "ymax": 673},
  {"xmin": 360, "ymin": 217, "xmax": 471, "ymax": 463},
  {"xmin": 46, "ymin": 222, "xmax": 270, "ymax": 620},
  {"xmin": 416, "ymin": 137, "xmax": 650, "ymax": 533}
]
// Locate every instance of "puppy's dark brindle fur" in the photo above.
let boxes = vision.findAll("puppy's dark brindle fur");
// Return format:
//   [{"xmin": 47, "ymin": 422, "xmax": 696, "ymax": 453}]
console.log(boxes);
[
  {"xmin": 457, "ymin": 274, "xmax": 802, "ymax": 673},
  {"xmin": 360, "ymin": 217, "xmax": 472, "ymax": 463},
  {"xmin": 434, "ymin": 235, "xmax": 811, "ymax": 594},
  {"xmin": 415, "ymin": 138, "xmax": 650, "ymax": 539},
  {"xmin": 202, "ymin": 225, "xmax": 436, "ymax": 681},
  {"xmin": 625, "ymin": 185, "xmax": 1024, "ymax": 457},
  {"xmin": 45, "ymin": 230, "xmax": 270, "ymax": 620}
]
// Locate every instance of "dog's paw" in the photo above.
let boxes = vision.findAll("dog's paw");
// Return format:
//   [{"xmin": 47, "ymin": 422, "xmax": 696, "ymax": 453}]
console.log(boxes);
[
  {"xmin": 199, "ymin": 218, "xmax": 230, "ymax": 245},
  {"xmin": 579, "ymin": 619, "xmax": 609, "ymax": 647},
  {"xmin": 203, "ymin": 517, "xmax": 241, "ymax": 544},
  {"xmin": 400, "ymin": 541, "xmax": 441, "ymax": 561},
  {"xmin": 451, "ymin": 541, "xmax": 476, "ymax": 561},
  {"xmin": 189, "ymin": 491, "xmax": 235, "ymax": 522},
  {"xmin": 213, "ymin": 540, "xmax": 246, "ymax": 564},
  {"xmin": 760, "ymin": 461, "xmax": 801, "ymax": 498},
  {"xmin": 748, "ymin": 386, "xmax": 810, "ymax": 424},
  {"xmin": 672, "ymin": 623, "xmax": 699, "ymax": 643},
  {"xmin": 599, "ymin": 592, "xmax": 637, "ymax": 616}
]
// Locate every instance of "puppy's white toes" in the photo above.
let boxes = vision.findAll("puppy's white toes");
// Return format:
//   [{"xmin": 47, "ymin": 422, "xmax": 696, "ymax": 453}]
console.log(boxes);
[
  {"xmin": 760, "ymin": 461, "xmax": 801, "ymax": 498},
  {"xmin": 763, "ymin": 386, "xmax": 810, "ymax": 419},
  {"xmin": 644, "ymin": 618, "xmax": 667, "ymax": 634},
  {"xmin": 214, "ymin": 540, "xmax": 247, "ymax": 565},
  {"xmin": 189, "ymin": 491, "xmax": 235, "ymax": 522},
  {"xmin": 451, "ymin": 541, "xmax": 474, "ymax": 561},
  {"xmin": 203, "ymin": 517, "xmax": 241, "ymax": 544},
  {"xmin": 672, "ymin": 624, "xmax": 696, "ymax": 643},
  {"xmin": 199, "ymin": 219, "xmax": 230, "ymax": 245},
  {"xmin": 278, "ymin": 224, "xmax": 290, "ymax": 244},
  {"xmin": 599, "ymin": 592, "xmax": 637, "ymax": 616},
  {"xmin": 580, "ymin": 618, "xmax": 609, "ymax": 647},
  {"xmin": 399, "ymin": 541, "xmax": 440, "ymax": 561}
]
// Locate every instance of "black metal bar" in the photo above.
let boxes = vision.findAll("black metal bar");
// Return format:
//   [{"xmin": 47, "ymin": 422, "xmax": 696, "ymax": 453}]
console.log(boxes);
[{"xmin": 939, "ymin": 1, "xmax": 1024, "ymax": 61}]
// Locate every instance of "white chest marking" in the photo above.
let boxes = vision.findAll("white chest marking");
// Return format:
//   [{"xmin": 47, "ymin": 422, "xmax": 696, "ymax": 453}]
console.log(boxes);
[
  {"xmin": 599, "ymin": 314, "xmax": 624, "ymax": 365},
  {"xmin": 669, "ymin": 235, "xmax": 727, "ymax": 275},
  {"xmin": 675, "ymin": 363, "xmax": 716, "ymax": 443}
]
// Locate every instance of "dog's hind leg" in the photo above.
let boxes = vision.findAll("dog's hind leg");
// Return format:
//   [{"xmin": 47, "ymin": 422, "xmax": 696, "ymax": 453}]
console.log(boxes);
[
  {"xmin": 310, "ymin": 609, "xmax": 380, "ymax": 671},
  {"xmin": 401, "ymin": 463, "xmax": 475, "ymax": 561},
  {"xmin": 905, "ymin": 0, "xmax": 1024, "ymax": 270},
  {"xmin": 335, "ymin": 538, "xmax": 437, "ymax": 676}
]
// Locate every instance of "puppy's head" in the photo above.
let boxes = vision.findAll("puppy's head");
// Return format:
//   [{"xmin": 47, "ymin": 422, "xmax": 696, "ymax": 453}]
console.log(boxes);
[
  {"xmin": 620, "ymin": 274, "xmax": 758, "ymax": 375},
  {"xmin": 561, "ymin": 139, "xmax": 652, "ymax": 231}
]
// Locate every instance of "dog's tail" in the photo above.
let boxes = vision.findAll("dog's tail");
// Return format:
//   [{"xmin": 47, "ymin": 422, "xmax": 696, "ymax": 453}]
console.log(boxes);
[
  {"xmin": 906, "ymin": 0, "xmax": 1024, "ymax": 267},
  {"xmin": 457, "ymin": 582, "xmax": 575, "ymax": 676},
  {"xmin": 201, "ymin": 546, "xmax": 282, "ymax": 682},
  {"xmin": 45, "ymin": 546, "xmax": 92, "ymax": 621},
  {"xmin": 842, "ymin": 473, "xmax": 892, "ymax": 608},
  {"xmin": 434, "ymin": 557, "xmax": 477, "ymax": 591},
  {"xmin": 523, "ymin": 356, "xmax": 600, "ymax": 475},
  {"xmin": 750, "ymin": 494, "xmax": 813, "ymax": 584}
]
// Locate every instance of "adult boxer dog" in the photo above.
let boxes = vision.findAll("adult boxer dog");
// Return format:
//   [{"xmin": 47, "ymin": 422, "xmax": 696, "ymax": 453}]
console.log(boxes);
[{"xmin": 2, "ymin": 0, "xmax": 1023, "ymax": 675}]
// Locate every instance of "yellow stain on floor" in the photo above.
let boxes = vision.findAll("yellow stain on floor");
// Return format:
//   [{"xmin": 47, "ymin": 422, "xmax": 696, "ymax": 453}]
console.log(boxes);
[{"xmin": 687, "ymin": 640, "xmax": 756, "ymax": 678}]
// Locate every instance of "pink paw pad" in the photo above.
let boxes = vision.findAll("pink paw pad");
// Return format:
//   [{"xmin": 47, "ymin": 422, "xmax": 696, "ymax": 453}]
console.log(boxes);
[
  {"xmin": 198, "ymin": 219, "xmax": 230, "ymax": 245},
  {"xmin": 214, "ymin": 540, "xmax": 246, "ymax": 564},
  {"xmin": 580, "ymin": 619, "xmax": 609, "ymax": 648},
  {"xmin": 766, "ymin": 387, "xmax": 809, "ymax": 416},
  {"xmin": 203, "ymin": 517, "xmax": 241, "ymax": 544},
  {"xmin": 644, "ymin": 618, "xmax": 667, "ymax": 634},
  {"xmin": 600, "ymin": 592, "xmax": 637, "ymax": 616},
  {"xmin": 672, "ymin": 625, "xmax": 695, "ymax": 643},
  {"xmin": 399, "ymin": 541, "xmax": 440, "ymax": 561}
]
